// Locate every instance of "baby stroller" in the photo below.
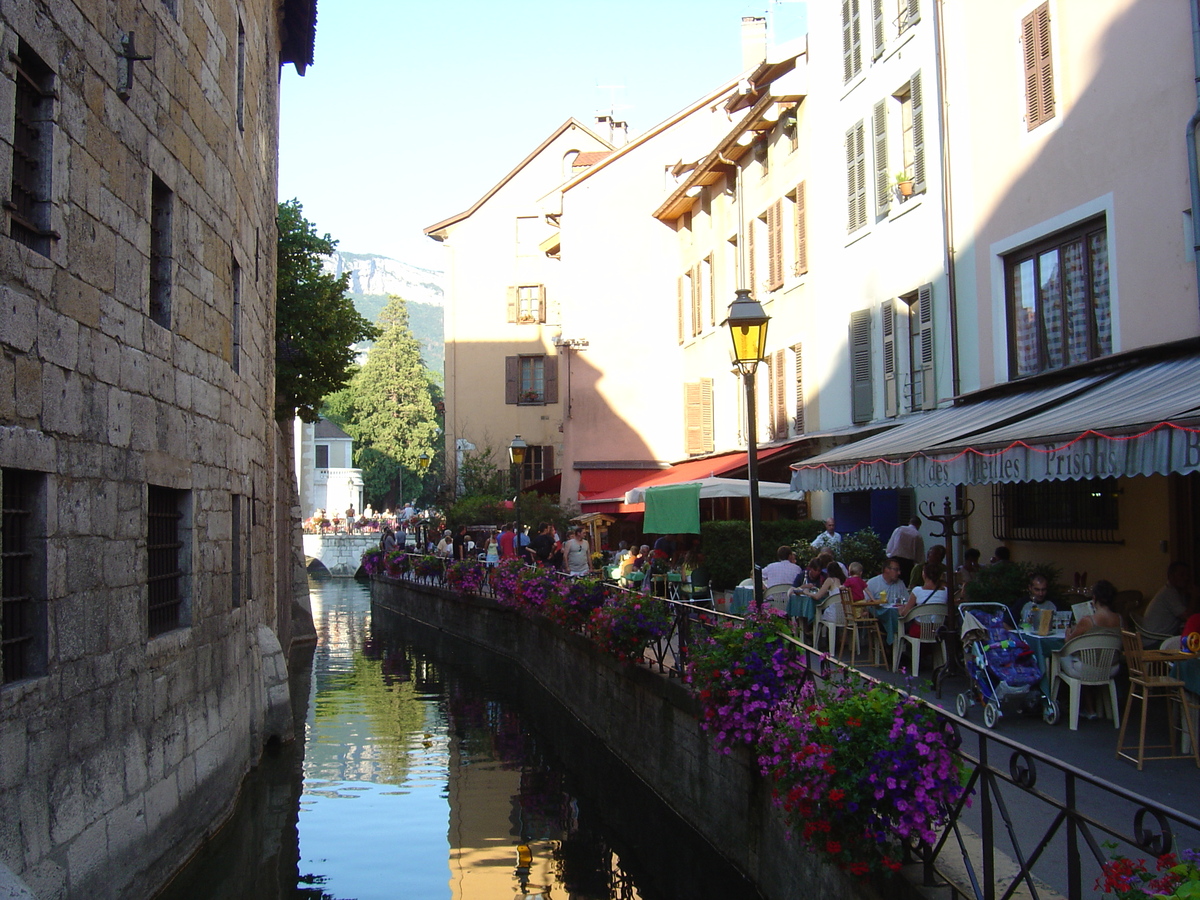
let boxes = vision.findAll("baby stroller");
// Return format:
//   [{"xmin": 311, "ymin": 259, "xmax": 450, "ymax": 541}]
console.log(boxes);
[{"xmin": 955, "ymin": 603, "xmax": 1059, "ymax": 728}]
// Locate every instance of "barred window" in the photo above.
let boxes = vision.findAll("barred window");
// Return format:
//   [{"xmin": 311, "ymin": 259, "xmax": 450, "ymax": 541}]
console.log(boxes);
[
  {"xmin": 8, "ymin": 39, "xmax": 56, "ymax": 256},
  {"xmin": 2, "ymin": 469, "xmax": 46, "ymax": 684},
  {"xmin": 992, "ymin": 478, "xmax": 1120, "ymax": 544},
  {"xmin": 148, "ymin": 486, "xmax": 189, "ymax": 636}
]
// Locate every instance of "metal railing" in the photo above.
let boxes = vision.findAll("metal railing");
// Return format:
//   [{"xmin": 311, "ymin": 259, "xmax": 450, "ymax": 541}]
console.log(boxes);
[{"xmin": 375, "ymin": 559, "xmax": 1200, "ymax": 900}]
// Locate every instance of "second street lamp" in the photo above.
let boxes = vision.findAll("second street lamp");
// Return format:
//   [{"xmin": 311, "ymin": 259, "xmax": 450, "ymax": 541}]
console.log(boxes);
[
  {"xmin": 509, "ymin": 436, "xmax": 527, "ymax": 562},
  {"xmin": 723, "ymin": 288, "xmax": 770, "ymax": 608}
]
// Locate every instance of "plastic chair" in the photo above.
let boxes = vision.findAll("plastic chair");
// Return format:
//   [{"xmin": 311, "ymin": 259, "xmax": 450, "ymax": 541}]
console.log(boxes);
[
  {"xmin": 839, "ymin": 587, "xmax": 885, "ymax": 667},
  {"xmin": 893, "ymin": 602, "xmax": 948, "ymax": 674},
  {"xmin": 1116, "ymin": 630, "xmax": 1200, "ymax": 769},
  {"xmin": 1049, "ymin": 628, "xmax": 1122, "ymax": 731},
  {"xmin": 814, "ymin": 591, "xmax": 845, "ymax": 654},
  {"xmin": 763, "ymin": 583, "xmax": 792, "ymax": 611},
  {"xmin": 679, "ymin": 569, "xmax": 712, "ymax": 607}
]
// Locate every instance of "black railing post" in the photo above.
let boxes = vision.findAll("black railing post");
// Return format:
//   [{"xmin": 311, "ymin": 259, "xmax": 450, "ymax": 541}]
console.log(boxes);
[
  {"xmin": 981, "ymin": 737, "xmax": 995, "ymax": 900},
  {"xmin": 1066, "ymin": 773, "xmax": 1079, "ymax": 899}
]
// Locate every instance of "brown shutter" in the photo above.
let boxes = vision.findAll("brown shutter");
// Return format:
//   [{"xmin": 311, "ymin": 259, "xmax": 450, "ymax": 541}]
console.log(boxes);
[
  {"xmin": 872, "ymin": 0, "xmax": 885, "ymax": 60},
  {"xmin": 700, "ymin": 378, "xmax": 714, "ymax": 453},
  {"xmin": 1036, "ymin": 4, "xmax": 1054, "ymax": 125},
  {"xmin": 1022, "ymin": 3, "xmax": 1054, "ymax": 131},
  {"xmin": 911, "ymin": 71, "xmax": 926, "ymax": 193},
  {"xmin": 873, "ymin": 99, "xmax": 890, "ymax": 215},
  {"xmin": 543, "ymin": 355, "xmax": 558, "ymax": 404},
  {"xmin": 542, "ymin": 445, "xmax": 554, "ymax": 480},
  {"xmin": 767, "ymin": 200, "xmax": 783, "ymax": 291},
  {"xmin": 794, "ymin": 181, "xmax": 808, "ymax": 275},
  {"xmin": 882, "ymin": 300, "xmax": 898, "ymax": 418},
  {"xmin": 916, "ymin": 283, "xmax": 935, "ymax": 410},
  {"xmin": 677, "ymin": 276, "xmax": 685, "ymax": 344},
  {"xmin": 537, "ymin": 284, "xmax": 547, "ymax": 323},
  {"xmin": 772, "ymin": 348, "xmax": 787, "ymax": 438},
  {"xmin": 684, "ymin": 381, "xmax": 702, "ymax": 456},
  {"xmin": 747, "ymin": 218, "xmax": 757, "ymax": 295},
  {"xmin": 792, "ymin": 342, "xmax": 805, "ymax": 434},
  {"xmin": 505, "ymin": 356, "xmax": 519, "ymax": 404},
  {"xmin": 850, "ymin": 308, "xmax": 873, "ymax": 424},
  {"xmin": 506, "ymin": 287, "xmax": 517, "ymax": 323},
  {"xmin": 691, "ymin": 266, "xmax": 702, "ymax": 336},
  {"xmin": 708, "ymin": 255, "xmax": 717, "ymax": 326}
]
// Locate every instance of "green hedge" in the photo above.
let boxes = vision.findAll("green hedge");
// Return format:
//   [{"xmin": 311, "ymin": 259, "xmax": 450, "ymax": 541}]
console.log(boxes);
[{"xmin": 701, "ymin": 519, "xmax": 825, "ymax": 590}]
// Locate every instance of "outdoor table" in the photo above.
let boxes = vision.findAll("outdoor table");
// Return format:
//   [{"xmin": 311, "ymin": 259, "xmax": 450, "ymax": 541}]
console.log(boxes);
[
  {"xmin": 872, "ymin": 603, "xmax": 901, "ymax": 645},
  {"xmin": 1020, "ymin": 628, "xmax": 1066, "ymax": 696},
  {"xmin": 730, "ymin": 585, "xmax": 754, "ymax": 615}
]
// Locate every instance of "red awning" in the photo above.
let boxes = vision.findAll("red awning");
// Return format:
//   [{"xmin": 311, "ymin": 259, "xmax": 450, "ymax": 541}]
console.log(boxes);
[{"xmin": 578, "ymin": 468, "xmax": 667, "ymax": 499}]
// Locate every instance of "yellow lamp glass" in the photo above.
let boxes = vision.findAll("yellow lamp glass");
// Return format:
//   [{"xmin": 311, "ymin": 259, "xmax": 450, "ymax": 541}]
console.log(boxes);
[
  {"xmin": 417, "ymin": 452, "xmax": 430, "ymax": 470},
  {"xmin": 723, "ymin": 289, "xmax": 770, "ymax": 369},
  {"xmin": 509, "ymin": 435, "xmax": 528, "ymax": 467}
]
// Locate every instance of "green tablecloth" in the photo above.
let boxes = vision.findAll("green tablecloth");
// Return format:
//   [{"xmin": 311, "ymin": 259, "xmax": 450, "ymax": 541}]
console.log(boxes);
[
  {"xmin": 1022, "ymin": 630, "xmax": 1066, "ymax": 696},
  {"xmin": 1177, "ymin": 657, "xmax": 1200, "ymax": 694}
]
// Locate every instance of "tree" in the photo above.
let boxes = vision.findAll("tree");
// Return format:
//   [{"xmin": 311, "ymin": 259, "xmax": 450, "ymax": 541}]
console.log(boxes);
[
  {"xmin": 275, "ymin": 199, "xmax": 377, "ymax": 422},
  {"xmin": 334, "ymin": 295, "xmax": 441, "ymax": 509}
]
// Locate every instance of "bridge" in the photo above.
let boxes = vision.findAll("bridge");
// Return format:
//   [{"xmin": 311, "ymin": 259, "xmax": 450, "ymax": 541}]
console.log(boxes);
[{"xmin": 303, "ymin": 532, "xmax": 380, "ymax": 576}]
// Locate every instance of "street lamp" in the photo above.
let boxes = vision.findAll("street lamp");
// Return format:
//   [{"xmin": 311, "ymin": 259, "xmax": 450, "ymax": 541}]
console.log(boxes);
[
  {"xmin": 509, "ymin": 436, "xmax": 527, "ymax": 561},
  {"xmin": 723, "ymin": 288, "xmax": 770, "ymax": 608}
]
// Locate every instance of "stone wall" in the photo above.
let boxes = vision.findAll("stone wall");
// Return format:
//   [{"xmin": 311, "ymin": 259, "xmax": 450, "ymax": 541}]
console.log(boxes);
[
  {"xmin": 0, "ymin": 0, "xmax": 307, "ymax": 897},
  {"xmin": 372, "ymin": 578, "xmax": 886, "ymax": 900}
]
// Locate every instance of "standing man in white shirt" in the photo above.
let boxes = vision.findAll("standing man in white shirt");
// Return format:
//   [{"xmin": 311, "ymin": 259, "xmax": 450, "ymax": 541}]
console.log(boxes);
[
  {"xmin": 810, "ymin": 519, "xmax": 842, "ymax": 553},
  {"xmin": 886, "ymin": 516, "xmax": 925, "ymax": 585}
]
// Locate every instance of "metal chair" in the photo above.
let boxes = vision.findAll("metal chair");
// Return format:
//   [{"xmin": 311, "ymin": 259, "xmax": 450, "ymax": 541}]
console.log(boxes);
[
  {"xmin": 1116, "ymin": 630, "xmax": 1200, "ymax": 769},
  {"xmin": 678, "ymin": 569, "xmax": 713, "ymax": 607},
  {"xmin": 1049, "ymin": 628, "xmax": 1122, "ymax": 731},
  {"xmin": 839, "ymin": 587, "xmax": 885, "ymax": 667},
  {"xmin": 893, "ymin": 602, "xmax": 948, "ymax": 674}
]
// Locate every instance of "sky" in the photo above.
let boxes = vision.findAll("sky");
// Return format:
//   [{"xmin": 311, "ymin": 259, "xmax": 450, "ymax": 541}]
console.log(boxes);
[{"xmin": 277, "ymin": 0, "xmax": 807, "ymax": 271}]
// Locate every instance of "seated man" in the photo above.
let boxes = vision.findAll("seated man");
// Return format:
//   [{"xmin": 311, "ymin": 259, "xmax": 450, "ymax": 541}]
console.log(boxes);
[
  {"xmin": 865, "ymin": 558, "xmax": 910, "ymax": 606},
  {"xmin": 762, "ymin": 546, "xmax": 803, "ymax": 589},
  {"xmin": 1010, "ymin": 574, "xmax": 1054, "ymax": 626},
  {"xmin": 1143, "ymin": 561, "xmax": 1194, "ymax": 641}
]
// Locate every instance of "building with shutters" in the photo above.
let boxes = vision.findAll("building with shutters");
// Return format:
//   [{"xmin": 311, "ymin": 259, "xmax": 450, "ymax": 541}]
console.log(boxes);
[{"xmin": 0, "ymin": 0, "xmax": 316, "ymax": 896}]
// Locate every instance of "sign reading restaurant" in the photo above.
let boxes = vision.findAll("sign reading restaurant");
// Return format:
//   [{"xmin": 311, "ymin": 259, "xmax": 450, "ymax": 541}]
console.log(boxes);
[{"xmin": 799, "ymin": 424, "xmax": 1200, "ymax": 492}]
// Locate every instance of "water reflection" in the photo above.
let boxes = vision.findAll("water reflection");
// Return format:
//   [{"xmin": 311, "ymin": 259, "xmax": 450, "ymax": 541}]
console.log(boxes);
[{"xmin": 155, "ymin": 577, "xmax": 761, "ymax": 900}]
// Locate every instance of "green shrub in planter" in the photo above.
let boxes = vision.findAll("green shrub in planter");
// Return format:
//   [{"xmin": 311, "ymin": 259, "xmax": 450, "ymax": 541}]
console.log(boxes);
[
  {"xmin": 963, "ymin": 560, "xmax": 1063, "ymax": 609},
  {"xmin": 700, "ymin": 518, "xmax": 825, "ymax": 590}
]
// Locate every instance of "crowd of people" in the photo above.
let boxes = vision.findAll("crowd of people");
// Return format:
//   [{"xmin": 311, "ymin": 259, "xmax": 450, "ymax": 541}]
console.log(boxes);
[{"xmin": 305, "ymin": 501, "xmax": 422, "ymax": 534}]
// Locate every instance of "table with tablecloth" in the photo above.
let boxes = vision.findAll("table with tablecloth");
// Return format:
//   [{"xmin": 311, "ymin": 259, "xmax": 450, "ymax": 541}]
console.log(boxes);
[
  {"xmin": 873, "ymin": 605, "xmax": 901, "ymax": 646},
  {"xmin": 729, "ymin": 586, "xmax": 816, "ymax": 621},
  {"xmin": 1020, "ymin": 629, "xmax": 1066, "ymax": 697}
]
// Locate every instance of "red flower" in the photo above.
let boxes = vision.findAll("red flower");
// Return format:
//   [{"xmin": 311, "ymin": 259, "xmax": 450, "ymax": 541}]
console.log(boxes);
[
  {"xmin": 828, "ymin": 788, "xmax": 845, "ymax": 802},
  {"xmin": 826, "ymin": 841, "xmax": 842, "ymax": 855},
  {"xmin": 849, "ymin": 861, "xmax": 870, "ymax": 876}
]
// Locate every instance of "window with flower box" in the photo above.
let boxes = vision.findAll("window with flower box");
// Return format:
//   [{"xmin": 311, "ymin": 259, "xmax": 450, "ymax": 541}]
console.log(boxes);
[{"xmin": 505, "ymin": 354, "xmax": 558, "ymax": 405}]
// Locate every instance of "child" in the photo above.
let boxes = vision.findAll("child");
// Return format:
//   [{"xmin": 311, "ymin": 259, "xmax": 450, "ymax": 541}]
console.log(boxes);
[{"xmin": 844, "ymin": 561, "xmax": 868, "ymax": 602}]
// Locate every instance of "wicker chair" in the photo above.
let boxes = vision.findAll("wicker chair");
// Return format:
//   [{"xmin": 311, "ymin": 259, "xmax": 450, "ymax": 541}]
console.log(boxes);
[
  {"xmin": 893, "ymin": 602, "xmax": 948, "ymax": 675},
  {"xmin": 1049, "ymin": 628, "xmax": 1122, "ymax": 731},
  {"xmin": 1116, "ymin": 630, "xmax": 1200, "ymax": 769},
  {"xmin": 838, "ymin": 587, "xmax": 886, "ymax": 667}
]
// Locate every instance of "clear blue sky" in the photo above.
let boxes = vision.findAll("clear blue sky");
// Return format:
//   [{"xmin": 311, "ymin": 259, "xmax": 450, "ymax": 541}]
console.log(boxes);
[{"xmin": 278, "ymin": 0, "xmax": 806, "ymax": 271}]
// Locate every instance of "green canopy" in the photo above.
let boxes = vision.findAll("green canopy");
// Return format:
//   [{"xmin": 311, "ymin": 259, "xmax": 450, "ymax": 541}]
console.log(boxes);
[{"xmin": 642, "ymin": 482, "xmax": 702, "ymax": 534}]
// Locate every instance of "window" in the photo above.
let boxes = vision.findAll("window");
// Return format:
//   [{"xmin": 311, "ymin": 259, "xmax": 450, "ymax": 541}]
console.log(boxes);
[
  {"xmin": 315, "ymin": 444, "xmax": 329, "ymax": 469},
  {"xmin": 236, "ymin": 19, "xmax": 246, "ymax": 132},
  {"xmin": 1022, "ymin": 2, "xmax": 1055, "ymax": 131},
  {"xmin": 993, "ymin": 478, "xmax": 1119, "ymax": 543},
  {"xmin": 754, "ymin": 137, "xmax": 769, "ymax": 177},
  {"xmin": 701, "ymin": 256, "xmax": 714, "ymax": 330},
  {"xmin": 843, "ymin": 0, "xmax": 862, "ymax": 83},
  {"xmin": 507, "ymin": 284, "xmax": 546, "ymax": 324},
  {"xmin": 791, "ymin": 182, "xmax": 808, "ymax": 276},
  {"xmin": 874, "ymin": 73, "xmax": 926, "ymax": 216},
  {"xmin": 883, "ymin": 285, "xmax": 935, "ymax": 416},
  {"xmin": 846, "ymin": 121, "xmax": 867, "ymax": 233},
  {"xmin": 677, "ymin": 274, "xmax": 689, "ymax": 344},
  {"xmin": 1007, "ymin": 217, "xmax": 1110, "ymax": 378},
  {"xmin": 909, "ymin": 284, "xmax": 935, "ymax": 410},
  {"xmin": 147, "ymin": 486, "xmax": 190, "ymax": 637},
  {"xmin": 9, "ymin": 39, "xmax": 55, "ymax": 256},
  {"xmin": 505, "ymin": 355, "xmax": 558, "ymax": 404},
  {"xmin": 519, "ymin": 445, "xmax": 555, "ymax": 487},
  {"xmin": 2, "ymin": 469, "xmax": 46, "ymax": 684},
  {"xmin": 683, "ymin": 379, "xmax": 714, "ymax": 456},
  {"xmin": 849, "ymin": 309, "xmax": 873, "ymax": 424},
  {"xmin": 231, "ymin": 254, "xmax": 242, "ymax": 373},
  {"xmin": 232, "ymin": 494, "xmax": 250, "ymax": 608},
  {"xmin": 150, "ymin": 176, "xmax": 174, "ymax": 328}
]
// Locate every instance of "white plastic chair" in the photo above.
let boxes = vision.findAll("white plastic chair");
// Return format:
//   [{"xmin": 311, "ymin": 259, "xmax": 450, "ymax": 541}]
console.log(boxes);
[
  {"xmin": 1049, "ymin": 628, "xmax": 1122, "ymax": 731},
  {"xmin": 815, "ymin": 591, "xmax": 845, "ymax": 654},
  {"xmin": 893, "ymin": 602, "xmax": 948, "ymax": 674}
]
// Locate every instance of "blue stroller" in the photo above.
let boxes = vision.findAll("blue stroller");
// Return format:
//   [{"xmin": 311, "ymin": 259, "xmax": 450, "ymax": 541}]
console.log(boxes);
[{"xmin": 955, "ymin": 603, "xmax": 1059, "ymax": 728}]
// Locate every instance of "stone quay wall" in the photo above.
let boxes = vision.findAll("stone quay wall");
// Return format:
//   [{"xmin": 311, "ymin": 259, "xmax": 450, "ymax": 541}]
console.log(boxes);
[
  {"xmin": 302, "ymin": 533, "xmax": 379, "ymax": 576},
  {"xmin": 372, "ymin": 577, "xmax": 887, "ymax": 900}
]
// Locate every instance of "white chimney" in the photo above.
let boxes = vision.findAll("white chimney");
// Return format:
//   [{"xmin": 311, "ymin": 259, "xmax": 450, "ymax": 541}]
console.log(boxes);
[{"xmin": 741, "ymin": 16, "xmax": 767, "ymax": 72}]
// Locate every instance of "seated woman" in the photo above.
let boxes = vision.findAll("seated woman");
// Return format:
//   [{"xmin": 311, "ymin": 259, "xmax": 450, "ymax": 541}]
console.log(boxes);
[
  {"xmin": 796, "ymin": 557, "xmax": 846, "ymax": 624},
  {"xmin": 1062, "ymin": 579, "xmax": 1123, "ymax": 718},
  {"xmin": 899, "ymin": 561, "xmax": 947, "ymax": 627}
]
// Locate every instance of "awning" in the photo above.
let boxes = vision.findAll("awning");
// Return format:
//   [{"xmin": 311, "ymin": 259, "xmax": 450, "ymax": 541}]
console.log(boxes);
[
  {"xmin": 790, "ymin": 355, "xmax": 1200, "ymax": 492},
  {"xmin": 624, "ymin": 477, "xmax": 804, "ymax": 504},
  {"xmin": 643, "ymin": 483, "xmax": 702, "ymax": 534}
]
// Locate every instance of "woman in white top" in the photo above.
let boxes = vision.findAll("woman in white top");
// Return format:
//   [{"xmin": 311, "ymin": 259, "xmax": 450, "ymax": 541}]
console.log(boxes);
[
  {"xmin": 798, "ymin": 559, "xmax": 846, "ymax": 622},
  {"xmin": 564, "ymin": 528, "xmax": 591, "ymax": 576},
  {"xmin": 899, "ymin": 561, "xmax": 947, "ymax": 618}
]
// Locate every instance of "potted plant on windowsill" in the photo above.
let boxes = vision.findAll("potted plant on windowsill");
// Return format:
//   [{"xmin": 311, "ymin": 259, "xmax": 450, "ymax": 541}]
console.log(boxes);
[{"xmin": 894, "ymin": 172, "xmax": 915, "ymax": 197}]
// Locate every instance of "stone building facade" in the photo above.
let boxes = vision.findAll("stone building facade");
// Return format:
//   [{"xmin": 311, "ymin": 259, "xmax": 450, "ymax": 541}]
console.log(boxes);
[{"xmin": 0, "ymin": 0, "xmax": 315, "ymax": 897}]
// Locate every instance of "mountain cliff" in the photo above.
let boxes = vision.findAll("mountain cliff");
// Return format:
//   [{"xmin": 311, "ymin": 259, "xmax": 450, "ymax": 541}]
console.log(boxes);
[{"xmin": 323, "ymin": 251, "xmax": 444, "ymax": 306}]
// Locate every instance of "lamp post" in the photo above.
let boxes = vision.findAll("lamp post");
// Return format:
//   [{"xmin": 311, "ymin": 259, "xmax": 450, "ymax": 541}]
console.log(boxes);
[
  {"xmin": 723, "ymin": 288, "xmax": 770, "ymax": 607},
  {"xmin": 509, "ymin": 436, "xmax": 527, "ymax": 561},
  {"xmin": 415, "ymin": 452, "xmax": 430, "ymax": 550}
]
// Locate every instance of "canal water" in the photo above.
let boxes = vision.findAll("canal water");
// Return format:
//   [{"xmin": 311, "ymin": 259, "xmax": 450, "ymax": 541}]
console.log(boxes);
[{"xmin": 155, "ymin": 576, "xmax": 763, "ymax": 900}]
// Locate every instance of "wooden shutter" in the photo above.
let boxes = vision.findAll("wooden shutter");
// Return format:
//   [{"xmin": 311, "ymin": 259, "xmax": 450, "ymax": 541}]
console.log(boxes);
[
  {"xmin": 916, "ymin": 283, "xmax": 935, "ymax": 410},
  {"xmin": 846, "ymin": 122, "xmax": 866, "ymax": 233},
  {"xmin": 506, "ymin": 287, "xmax": 517, "ymax": 323},
  {"xmin": 747, "ymin": 218, "xmax": 757, "ymax": 294},
  {"xmin": 708, "ymin": 255, "xmax": 717, "ymax": 326},
  {"xmin": 872, "ymin": 0, "xmax": 885, "ymax": 60},
  {"xmin": 691, "ymin": 266, "xmax": 702, "ymax": 336},
  {"xmin": 767, "ymin": 200, "xmax": 783, "ymax": 291},
  {"xmin": 906, "ymin": 0, "xmax": 920, "ymax": 28},
  {"xmin": 677, "ymin": 276, "xmax": 685, "ymax": 344},
  {"xmin": 842, "ymin": 0, "xmax": 861, "ymax": 82},
  {"xmin": 794, "ymin": 181, "xmax": 808, "ymax": 275},
  {"xmin": 537, "ymin": 284, "xmax": 547, "ymax": 323},
  {"xmin": 543, "ymin": 355, "xmax": 558, "ymax": 404},
  {"xmin": 911, "ymin": 71, "xmax": 926, "ymax": 193},
  {"xmin": 772, "ymin": 348, "xmax": 787, "ymax": 439},
  {"xmin": 685, "ymin": 382, "xmax": 704, "ymax": 456},
  {"xmin": 882, "ymin": 300, "xmax": 898, "ymax": 417},
  {"xmin": 542, "ymin": 445, "xmax": 554, "ymax": 481},
  {"xmin": 1022, "ymin": 2, "xmax": 1054, "ymax": 131},
  {"xmin": 792, "ymin": 343, "xmax": 805, "ymax": 434},
  {"xmin": 700, "ymin": 378, "xmax": 714, "ymax": 453},
  {"xmin": 505, "ymin": 356, "xmax": 519, "ymax": 404},
  {"xmin": 873, "ymin": 100, "xmax": 890, "ymax": 216},
  {"xmin": 850, "ymin": 309, "xmax": 874, "ymax": 424}
]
